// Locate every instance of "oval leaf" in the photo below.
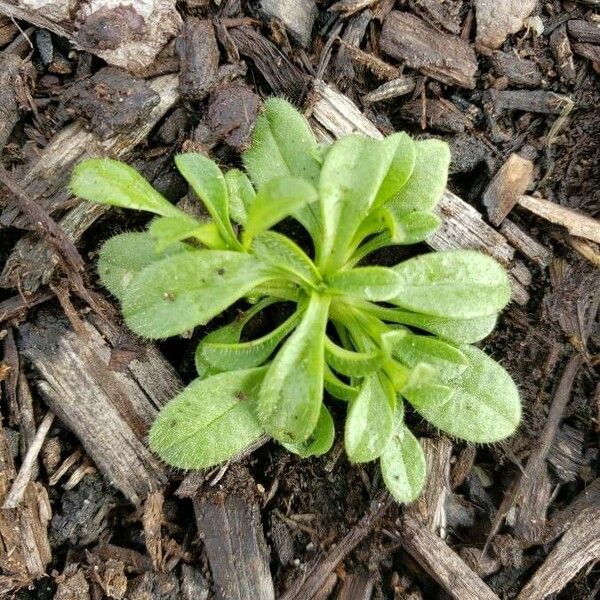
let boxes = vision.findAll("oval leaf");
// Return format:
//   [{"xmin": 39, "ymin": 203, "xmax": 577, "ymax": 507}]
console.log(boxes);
[
  {"xmin": 225, "ymin": 169, "xmax": 256, "ymax": 226},
  {"xmin": 175, "ymin": 153, "xmax": 240, "ymax": 249},
  {"xmin": 388, "ymin": 139, "xmax": 450, "ymax": 211},
  {"xmin": 392, "ymin": 250, "xmax": 512, "ymax": 319},
  {"xmin": 122, "ymin": 251, "xmax": 273, "ymax": 338},
  {"xmin": 345, "ymin": 374, "xmax": 394, "ymax": 463},
  {"xmin": 374, "ymin": 132, "xmax": 416, "ymax": 207},
  {"xmin": 149, "ymin": 368, "xmax": 266, "ymax": 469},
  {"xmin": 71, "ymin": 158, "xmax": 181, "ymax": 217},
  {"xmin": 381, "ymin": 208, "xmax": 441, "ymax": 245},
  {"xmin": 380, "ymin": 414, "xmax": 426, "ymax": 503},
  {"xmin": 283, "ymin": 405, "xmax": 335, "ymax": 458},
  {"xmin": 258, "ymin": 294, "xmax": 330, "ymax": 443},
  {"xmin": 97, "ymin": 232, "xmax": 191, "ymax": 299},
  {"xmin": 403, "ymin": 345, "xmax": 521, "ymax": 443},
  {"xmin": 243, "ymin": 176, "xmax": 318, "ymax": 246},
  {"xmin": 326, "ymin": 266, "xmax": 401, "ymax": 301}
]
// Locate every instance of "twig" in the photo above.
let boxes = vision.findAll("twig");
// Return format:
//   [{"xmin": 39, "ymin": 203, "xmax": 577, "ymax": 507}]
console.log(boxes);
[{"xmin": 3, "ymin": 411, "xmax": 55, "ymax": 509}]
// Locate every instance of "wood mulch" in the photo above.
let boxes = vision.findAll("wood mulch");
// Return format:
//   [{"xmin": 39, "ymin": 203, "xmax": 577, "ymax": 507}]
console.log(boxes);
[{"xmin": 0, "ymin": 1, "xmax": 599, "ymax": 598}]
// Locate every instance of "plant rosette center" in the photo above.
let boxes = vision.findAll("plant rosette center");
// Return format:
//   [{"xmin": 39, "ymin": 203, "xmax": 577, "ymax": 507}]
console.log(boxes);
[{"xmin": 70, "ymin": 98, "xmax": 521, "ymax": 503}]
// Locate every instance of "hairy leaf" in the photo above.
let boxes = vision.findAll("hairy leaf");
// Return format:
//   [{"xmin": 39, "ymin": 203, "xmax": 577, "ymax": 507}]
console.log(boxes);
[
  {"xmin": 149, "ymin": 368, "xmax": 266, "ymax": 469},
  {"xmin": 319, "ymin": 135, "xmax": 393, "ymax": 272},
  {"xmin": 251, "ymin": 231, "xmax": 321, "ymax": 288},
  {"xmin": 149, "ymin": 215, "xmax": 225, "ymax": 252},
  {"xmin": 199, "ymin": 309, "xmax": 302, "ymax": 371},
  {"xmin": 71, "ymin": 158, "xmax": 181, "ymax": 217},
  {"xmin": 374, "ymin": 132, "xmax": 416, "ymax": 207},
  {"xmin": 388, "ymin": 139, "xmax": 450, "ymax": 211},
  {"xmin": 225, "ymin": 169, "xmax": 255, "ymax": 226},
  {"xmin": 174, "ymin": 153, "xmax": 240, "ymax": 248},
  {"xmin": 258, "ymin": 294, "xmax": 330, "ymax": 443},
  {"xmin": 324, "ymin": 365, "xmax": 359, "ymax": 402},
  {"xmin": 380, "ymin": 410, "xmax": 426, "ymax": 503},
  {"xmin": 345, "ymin": 374, "xmax": 394, "ymax": 463},
  {"xmin": 392, "ymin": 250, "xmax": 511, "ymax": 318},
  {"xmin": 283, "ymin": 405, "xmax": 335, "ymax": 458},
  {"xmin": 122, "ymin": 251, "xmax": 273, "ymax": 338},
  {"xmin": 324, "ymin": 336, "xmax": 382, "ymax": 377},
  {"xmin": 381, "ymin": 208, "xmax": 441, "ymax": 245},
  {"xmin": 243, "ymin": 176, "xmax": 318, "ymax": 246},
  {"xmin": 97, "ymin": 232, "xmax": 191, "ymax": 299},
  {"xmin": 403, "ymin": 346, "xmax": 521, "ymax": 443},
  {"xmin": 326, "ymin": 266, "xmax": 401, "ymax": 301}
]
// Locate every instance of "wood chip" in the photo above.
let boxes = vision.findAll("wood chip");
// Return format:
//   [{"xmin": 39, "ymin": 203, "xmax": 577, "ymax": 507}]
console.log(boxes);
[
  {"xmin": 571, "ymin": 42, "xmax": 600, "ymax": 64},
  {"xmin": 499, "ymin": 219, "xmax": 552, "ymax": 267},
  {"xmin": 517, "ymin": 507, "xmax": 600, "ymax": 600},
  {"xmin": 474, "ymin": 0, "xmax": 536, "ymax": 49},
  {"xmin": 489, "ymin": 90, "xmax": 573, "ymax": 115},
  {"xmin": 330, "ymin": 0, "xmax": 379, "ymax": 17},
  {"xmin": 567, "ymin": 19, "xmax": 600, "ymax": 44},
  {"xmin": 18, "ymin": 310, "xmax": 181, "ymax": 505},
  {"xmin": 400, "ymin": 98, "xmax": 474, "ymax": 133},
  {"xmin": 177, "ymin": 19, "xmax": 220, "ymax": 101},
  {"xmin": 517, "ymin": 195, "xmax": 600, "ymax": 243},
  {"xmin": 380, "ymin": 11, "xmax": 478, "ymax": 89},
  {"xmin": 550, "ymin": 25, "xmax": 577, "ymax": 83},
  {"xmin": 483, "ymin": 153, "xmax": 534, "ymax": 226},
  {"xmin": 260, "ymin": 0, "xmax": 317, "ymax": 47},
  {"xmin": 399, "ymin": 515, "xmax": 501, "ymax": 600},
  {"xmin": 490, "ymin": 51, "xmax": 543, "ymax": 88},
  {"xmin": 336, "ymin": 574, "xmax": 374, "ymax": 600},
  {"xmin": 363, "ymin": 77, "xmax": 416, "ymax": 104},
  {"xmin": 411, "ymin": 0, "xmax": 463, "ymax": 35}
]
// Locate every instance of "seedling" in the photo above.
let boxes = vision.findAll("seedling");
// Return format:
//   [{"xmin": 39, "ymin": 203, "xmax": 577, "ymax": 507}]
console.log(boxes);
[{"xmin": 71, "ymin": 99, "xmax": 520, "ymax": 503}]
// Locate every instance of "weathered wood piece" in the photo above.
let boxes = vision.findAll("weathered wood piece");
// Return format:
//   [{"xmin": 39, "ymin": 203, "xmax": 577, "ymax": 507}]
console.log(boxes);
[
  {"xmin": 483, "ymin": 153, "xmax": 534, "ymax": 226},
  {"xmin": 192, "ymin": 469, "xmax": 275, "ymax": 600},
  {"xmin": 489, "ymin": 90, "xmax": 573, "ymax": 115},
  {"xmin": 475, "ymin": 0, "xmax": 536, "ymax": 49},
  {"xmin": 0, "ymin": 419, "xmax": 51, "ymax": 593},
  {"xmin": 309, "ymin": 81, "xmax": 530, "ymax": 305},
  {"xmin": 260, "ymin": 0, "xmax": 316, "ymax": 47},
  {"xmin": 229, "ymin": 25, "xmax": 308, "ymax": 100},
  {"xmin": 517, "ymin": 195, "xmax": 600, "ymax": 243},
  {"xmin": 380, "ymin": 11, "xmax": 478, "ymax": 89},
  {"xmin": 281, "ymin": 493, "xmax": 392, "ymax": 600},
  {"xmin": 571, "ymin": 41, "xmax": 600, "ymax": 63},
  {"xmin": 330, "ymin": 0, "xmax": 379, "ymax": 17},
  {"xmin": 500, "ymin": 220, "xmax": 552, "ymax": 267},
  {"xmin": 177, "ymin": 19, "xmax": 220, "ymax": 101},
  {"xmin": 336, "ymin": 574, "xmax": 374, "ymax": 600},
  {"xmin": 405, "ymin": 437, "xmax": 452, "ymax": 533},
  {"xmin": 0, "ymin": 0, "xmax": 181, "ymax": 75},
  {"xmin": 550, "ymin": 25, "xmax": 577, "ymax": 83},
  {"xmin": 567, "ymin": 19, "xmax": 600, "ymax": 44},
  {"xmin": 0, "ymin": 73, "xmax": 179, "ymax": 292},
  {"xmin": 0, "ymin": 54, "xmax": 22, "ymax": 151},
  {"xmin": 400, "ymin": 515, "xmax": 500, "ymax": 600},
  {"xmin": 517, "ymin": 507, "xmax": 600, "ymax": 600},
  {"xmin": 18, "ymin": 310, "xmax": 182, "ymax": 505},
  {"xmin": 400, "ymin": 98, "xmax": 474, "ymax": 133},
  {"xmin": 491, "ymin": 51, "xmax": 543, "ymax": 88}
]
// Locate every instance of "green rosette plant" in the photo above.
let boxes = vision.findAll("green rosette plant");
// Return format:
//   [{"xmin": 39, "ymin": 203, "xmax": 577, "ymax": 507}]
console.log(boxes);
[{"xmin": 70, "ymin": 98, "xmax": 520, "ymax": 503}]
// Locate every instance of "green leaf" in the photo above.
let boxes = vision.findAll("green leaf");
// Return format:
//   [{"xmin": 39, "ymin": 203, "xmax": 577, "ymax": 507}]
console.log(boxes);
[
  {"xmin": 122, "ymin": 251, "xmax": 273, "ymax": 338},
  {"xmin": 388, "ymin": 139, "xmax": 450, "ymax": 211},
  {"xmin": 71, "ymin": 158, "xmax": 181, "ymax": 217},
  {"xmin": 345, "ymin": 374, "xmax": 394, "ymax": 463},
  {"xmin": 360, "ymin": 304, "xmax": 498, "ymax": 344},
  {"xmin": 251, "ymin": 231, "xmax": 321, "ymax": 288},
  {"xmin": 97, "ymin": 232, "xmax": 191, "ymax": 299},
  {"xmin": 374, "ymin": 132, "xmax": 416, "ymax": 207},
  {"xmin": 174, "ymin": 153, "xmax": 240, "ymax": 249},
  {"xmin": 391, "ymin": 250, "xmax": 512, "ymax": 318},
  {"xmin": 225, "ymin": 169, "xmax": 256, "ymax": 226},
  {"xmin": 403, "ymin": 345, "xmax": 521, "ymax": 443},
  {"xmin": 283, "ymin": 405, "xmax": 335, "ymax": 458},
  {"xmin": 326, "ymin": 266, "xmax": 401, "ymax": 301},
  {"xmin": 258, "ymin": 293, "xmax": 330, "ymax": 443},
  {"xmin": 243, "ymin": 176, "xmax": 318, "ymax": 246},
  {"xmin": 380, "ymin": 411, "xmax": 426, "ymax": 503},
  {"xmin": 324, "ymin": 336, "xmax": 382, "ymax": 377},
  {"xmin": 198, "ymin": 309, "xmax": 302, "ymax": 371},
  {"xmin": 149, "ymin": 216, "xmax": 225, "ymax": 252},
  {"xmin": 149, "ymin": 368, "xmax": 266, "ymax": 469},
  {"xmin": 319, "ymin": 135, "xmax": 394, "ymax": 273},
  {"xmin": 380, "ymin": 208, "xmax": 441, "ymax": 245},
  {"xmin": 242, "ymin": 98, "xmax": 321, "ymax": 187},
  {"xmin": 194, "ymin": 299, "xmax": 277, "ymax": 378},
  {"xmin": 324, "ymin": 365, "xmax": 359, "ymax": 402},
  {"xmin": 387, "ymin": 332, "xmax": 469, "ymax": 380}
]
